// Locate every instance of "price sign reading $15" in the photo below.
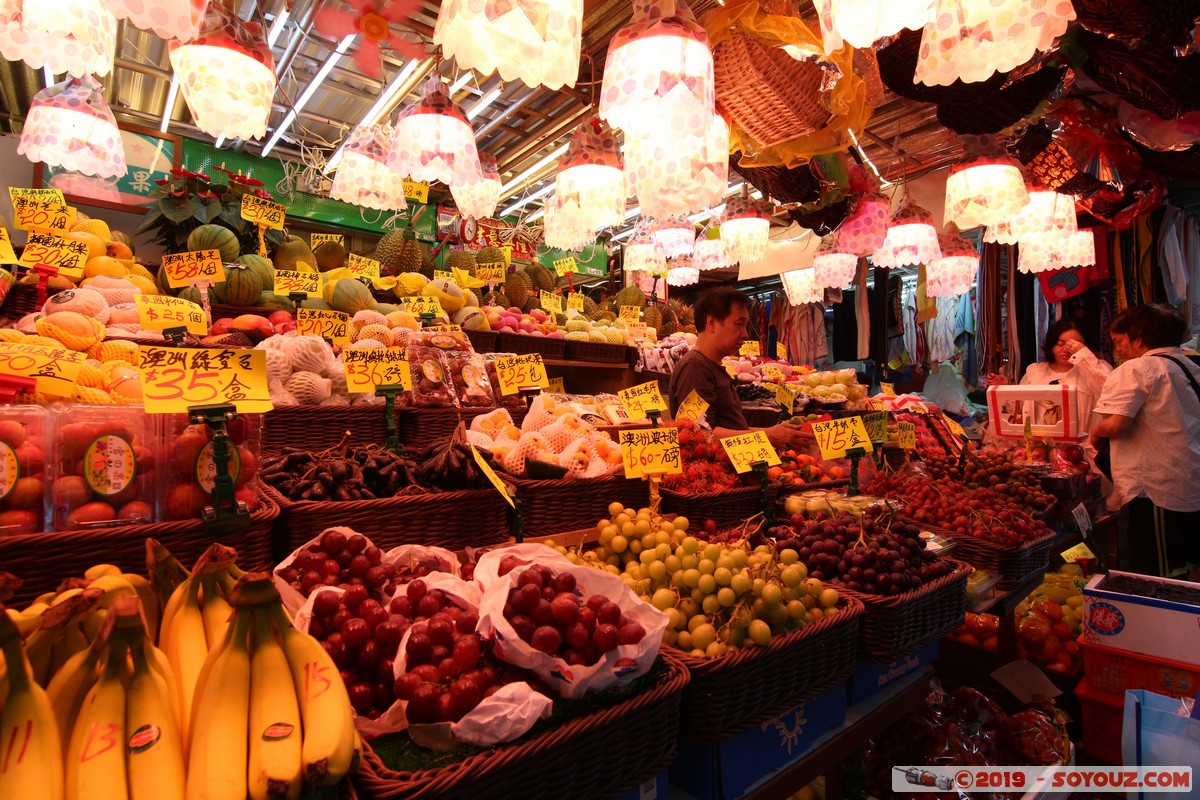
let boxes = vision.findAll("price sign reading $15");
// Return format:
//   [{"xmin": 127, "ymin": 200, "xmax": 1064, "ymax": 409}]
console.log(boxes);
[
  {"xmin": 161, "ymin": 249, "xmax": 222, "ymax": 288},
  {"xmin": 273, "ymin": 270, "xmax": 322, "ymax": 296},
  {"xmin": 0, "ymin": 340, "xmax": 85, "ymax": 397},
  {"xmin": 240, "ymin": 195, "xmax": 286, "ymax": 230},
  {"xmin": 719, "ymin": 431, "xmax": 780, "ymax": 474},
  {"xmin": 137, "ymin": 347, "xmax": 272, "ymax": 414},
  {"xmin": 675, "ymin": 390, "xmax": 709, "ymax": 423},
  {"xmin": 618, "ymin": 380, "xmax": 668, "ymax": 421},
  {"xmin": 296, "ymin": 309, "xmax": 350, "ymax": 345},
  {"xmin": 810, "ymin": 417, "xmax": 874, "ymax": 460},
  {"xmin": 618, "ymin": 427, "xmax": 682, "ymax": 480},
  {"xmin": 135, "ymin": 295, "xmax": 208, "ymax": 335},
  {"xmin": 17, "ymin": 232, "xmax": 87, "ymax": 277},
  {"xmin": 493, "ymin": 353, "xmax": 548, "ymax": 395},
  {"xmin": 343, "ymin": 347, "xmax": 412, "ymax": 393}
]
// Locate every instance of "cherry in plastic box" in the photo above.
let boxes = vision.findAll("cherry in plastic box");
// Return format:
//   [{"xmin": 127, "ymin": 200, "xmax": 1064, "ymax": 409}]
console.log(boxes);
[
  {"xmin": 0, "ymin": 405, "xmax": 47, "ymax": 534},
  {"xmin": 157, "ymin": 412, "xmax": 263, "ymax": 520}
]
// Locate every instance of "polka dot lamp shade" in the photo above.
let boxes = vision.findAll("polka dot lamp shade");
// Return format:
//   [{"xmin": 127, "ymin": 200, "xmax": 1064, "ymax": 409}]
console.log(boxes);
[
  {"xmin": 554, "ymin": 118, "xmax": 625, "ymax": 232},
  {"xmin": 721, "ymin": 195, "xmax": 771, "ymax": 266},
  {"xmin": 782, "ymin": 267, "xmax": 823, "ymax": 306},
  {"xmin": 0, "ymin": 0, "xmax": 116, "ymax": 78},
  {"xmin": 109, "ymin": 0, "xmax": 207, "ymax": 42},
  {"xmin": 666, "ymin": 257, "xmax": 699, "ymax": 286},
  {"xmin": 813, "ymin": 0, "xmax": 933, "ymax": 53},
  {"xmin": 693, "ymin": 232, "xmax": 726, "ymax": 271},
  {"xmin": 623, "ymin": 234, "xmax": 666, "ymax": 274},
  {"xmin": 330, "ymin": 124, "xmax": 407, "ymax": 211},
  {"xmin": 18, "ymin": 74, "xmax": 125, "ymax": 179},
  {"xmin": 623, "ymin": 111, "xmax": 729, "ymax": 218},
  {"xmin": 872, "ymin": 195, "xmax": 942, "ymax": 268},
  {"xmin": 813, "ymin": 237, "xmax": 858, "ymax": 288},
  {"xmin": 836, "ymin": 193, "xmax": 890, "ymax": 256},
  {"xmin": 944, "ymin": 151, "xmax": 1029, "ymax": 229},
  {"xmin": 389, "ymin": 76, "xmax": 482, "ymax": 189},
  {"xmin": 451, "ymin": 152, "xmax": 501, "ymax": 221},
  {"xmin": 651, "ymin": 217, "xmax": 695, "ymax": 259},
  {"xmin": 926, "ymin": 234, "xmax": 979, "ymax": 297},
  {"xmin": 543, "ymin": 197, "xmax": 595, "ymax": 252},
  {"xmin": 984, "ymin": 189, "xmax": 1077, "ymax": 244}
]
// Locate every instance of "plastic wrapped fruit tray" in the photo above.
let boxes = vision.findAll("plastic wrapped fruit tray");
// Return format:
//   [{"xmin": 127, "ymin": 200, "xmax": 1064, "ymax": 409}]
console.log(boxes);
[
  {"xmin": 672, "ymin": 596, "xmax": 864, "ymax": 743},
  {"xmin": 834, "ymin": 558, "xmax": 972, "ymax": 662},
  {"xmin": 660, "ymin": 484, "xmax": 775, "ymax": 532},
  {"xmin": 909, "ymin": 521, "xmax": 1057, "ymax": 589},
  {"xmin": 262, "ymin": 405, "xmax": 388, "ymax": 453},
  {"xmin": 509, "ymin": 474, "xmax": 650, "ymax": 537},
  {"xmin": 353, "ymin": 653, "xmax": 689, "ymax": 800}
]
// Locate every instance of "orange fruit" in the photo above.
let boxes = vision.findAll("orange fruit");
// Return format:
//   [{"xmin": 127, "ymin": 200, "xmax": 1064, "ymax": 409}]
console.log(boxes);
[
  {"xmin": 84, "ymin": 255, "xmax": 128, "ymax": 279},
  {"xmin": 66, "ymin": 231, "xmax": 106, "ymax": 260}
]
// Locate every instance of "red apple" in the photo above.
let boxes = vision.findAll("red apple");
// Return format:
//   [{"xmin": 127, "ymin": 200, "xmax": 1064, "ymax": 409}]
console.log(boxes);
[
  {"xmin": 229, "ymin": 314, "xmax": 273, "ymax": 339},
  {"xmin": 267, "ymin": 310, "xmax": 294, "ymax": 326}
]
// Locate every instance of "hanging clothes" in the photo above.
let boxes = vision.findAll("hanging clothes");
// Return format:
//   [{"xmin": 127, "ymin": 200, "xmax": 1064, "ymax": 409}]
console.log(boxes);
[
  {"xmin": 956, "ymin": 290, "xmax": 979, "ymax": 388},
  {"xmin": 1188, "ymin": 212, "xmax": 1200, "ymax": 337},
  {"xmin": 855, "ymin": 260, "xmax": 871, "ymax": 360},
  {"xmin": 1160, "ymin": 205, "xmax": 1189, "ymax": 308}
]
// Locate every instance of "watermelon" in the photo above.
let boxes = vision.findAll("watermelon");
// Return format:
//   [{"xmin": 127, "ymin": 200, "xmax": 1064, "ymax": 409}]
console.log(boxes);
[
  {"xmin": 217, "ymin": 264, "xmax": 263, "ymax": 306},
  {"xmin": 256, "ymin": 292, "xmax": 296, "ymax": 312},
  {"xmin": 187, "ymin": 224, "xmax": 239, "ymax": 262},
  {"xmin": 237, "ymin": 253, "xmax": 275, "ymax": 291}
]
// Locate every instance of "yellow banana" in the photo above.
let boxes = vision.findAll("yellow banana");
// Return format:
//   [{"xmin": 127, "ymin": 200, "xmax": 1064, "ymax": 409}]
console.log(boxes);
[
  {"xmin": 161, "ymin": 579, "xmax": 206, "ymax": 744},
  {"xmin": 32, "ymin": 592, "xmax": 57, "ymax": 606},
  {"xmin": 86, "ymin": 575, "xmax": 138, "ymax": 608},
  {"xmin": 267, "ymin": 604, "xmax": 355, "ymax": 786},
  {"xmin": 7, "ymin": 605, "xmax": 45, "ymax": 637},
  {"xmin": 248, "ymin": 610, "xmax": 302, "ymax": 800},
  {"xmin": 143, "ymin": 640, "xmax": 182, "ymax": 728},
  {"xmin": 79, "ymin": 608, "xmax": 108, "ymax": 641},
  {"xmin": 199, "ymin": 578, "xmax": 232, "ymax": 651},
  {"xmin": 84, "ymin": 564, "xmax": 122, "ymax": 580},
  {"xmin": 49, "ymin": 588, "xmax": 84, "ymax": 608},
  {"xmin": 45, "ymin": 645, "xmax": 101, "ymax": 753},
  {"xmin": 126, "ymin": 637, "xmax": 185, "ymax": 800},
  {"xmin": 146, "ymin": 539, "xmax": 190, "ymax": 628},
  {"xmin": 48, "ymin": 620, "xmax": 89, "ymax": 678},
  {"xmin": 186, "ymin": 610, "xmax": 252, "ymax": 800},
  {"xmin": 24, "ymin": 625, "xmax": 62, "ymax": 686},
  {"xmin": 0, "ymin": 613, "xmax": 64, "ymax": 800},
  {"xmin": 121, "ymin": 574, "xmax": 159, "ymax": 639},
  {"xmin": 65, "ymin": 639, "xmax": 129, "ymax": 800}
]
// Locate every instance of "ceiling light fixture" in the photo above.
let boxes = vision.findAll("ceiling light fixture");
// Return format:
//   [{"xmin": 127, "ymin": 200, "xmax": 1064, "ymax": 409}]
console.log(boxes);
[
  {"xmin": 499, "ymin": 141, "xmax": 570, "ymax": 196},
  {"xmin": 466, "ymin": 86, "xmax": 502, "ymax": 120},
  {"xmin": 18, "ymin": 74, "xmax": 125, "ymax": 178},
  {"xmin": 388, "ymin": 74, "xmax": 483, "ymax": 188},
  {"xmin": 160, "ymin": 75, "xmax": 180, "ymax": 133},
  {"xmin": 261, "ymin": 33, "xmax": 355, "ymax": 157},
  {"xmin": 325, "ymin": 57, "xmax": 430, "ymax": 174}
]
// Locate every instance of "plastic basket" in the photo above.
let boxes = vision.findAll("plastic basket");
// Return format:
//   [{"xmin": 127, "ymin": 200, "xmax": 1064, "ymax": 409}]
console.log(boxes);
[
  {"xmin": 1079, "ymin": 638, "xmax": 1200, "ymax": 700},
  {"xmin": 509, "ymin": 474, "xmax": 650, "ymax": 537},
  {"xmin": 1074, "ymin": 678, "xmax": 1124, "ymax": 765},
  {"xmin": 262, "ymin": 404, "xmax": 389, "ymax": 453}
]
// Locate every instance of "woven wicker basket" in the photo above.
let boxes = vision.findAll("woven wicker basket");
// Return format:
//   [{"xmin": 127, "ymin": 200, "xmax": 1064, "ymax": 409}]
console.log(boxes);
[
  {"xmin": 509, "ymin": 473, "xmax": 650, "ymax": 536},
  {"xmin": 742, "ymin": 405, "xmax": 781, "ymax": 428},
  {"xmin": 354, "ymin": 654, "xmax": 689, "ymax": 800},
  {"xmin": 210, "ymin": 303, "xmax": 273, "ymax": 320},
  {"xmin": 563, "ymin": 340, "xmax": 634, "ymax": 364},
  {"xmin": 660, "ymin": 484, "xmax": 774, "ymax": 532},
  {"xmin": 928, "ymin": 526, "xmax": 1058, "ymax": 589},
  {"xmin": 396, "ymin": 407, "xmax": 496, "ymax": 452},
  {"xmin": 465, "ymin": 329, "xmax": 497, "ymax": 354},
  {"xmin": 264, "ymin": 484, "xmax": 509, "ymax": 559},
  {"xmin": 0, "ymin": 283, "xmax": 64, "ymax": 318},
  {"xmin": 1, "ymin": 493, "xmax": 278, "ymax": 606},
  {"xmin": 673, "ymin": 596, "xmax": 864, "ymax": 742},
  {"xmin": 494, "ymin": 332, "xmax": 568, "ymax": 360},
  {"xmin": 262, "ymin": 404, "xmax": 390, "ymax": 453},
  {"xmin": 835, "ymin": 558, "xmax": 972, "ymax": 662},
  {"xmin": 713, "ymin": 31, "xmax": 833, "ymax": 149}
]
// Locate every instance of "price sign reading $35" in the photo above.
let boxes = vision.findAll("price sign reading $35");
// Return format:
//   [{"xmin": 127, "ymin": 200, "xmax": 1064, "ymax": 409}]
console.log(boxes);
[
  {"xmin": 493, "ymin": 353, "xmax": 548, "ymax": 395},
  {"xmin": 137, "ymin": 347, "xmax": 272, "ymax": 414},
  {"xmin": 343, "ymin": 348, "xmax": 412, "ymax": 393},
  {"xmin": 618, "ymin": 427, "xmax": 682, "ymax": 480}
]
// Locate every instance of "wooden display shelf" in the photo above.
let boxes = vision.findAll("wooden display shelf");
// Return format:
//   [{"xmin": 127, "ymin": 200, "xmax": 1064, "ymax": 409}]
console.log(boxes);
[{"xmin": 543, "ymin": 358, "xmax": 633, "ymax": 370}]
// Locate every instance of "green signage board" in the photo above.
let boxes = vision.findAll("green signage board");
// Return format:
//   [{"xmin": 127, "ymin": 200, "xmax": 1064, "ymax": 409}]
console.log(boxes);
[{"xmin": 537, "ymin": 241, "xmax": 608, "ymax": 279}]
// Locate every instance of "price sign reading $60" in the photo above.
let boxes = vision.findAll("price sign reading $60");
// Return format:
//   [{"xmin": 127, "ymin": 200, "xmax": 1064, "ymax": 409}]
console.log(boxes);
[{"xmin": 618, "ymin": 427, "xmax": 682, "ymax": 480}]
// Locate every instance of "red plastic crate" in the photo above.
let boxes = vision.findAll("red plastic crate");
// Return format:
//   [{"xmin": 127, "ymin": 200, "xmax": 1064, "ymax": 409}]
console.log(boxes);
[
  {"xmin": 1074, "ymin": 678, "xmax": 1124, "ymax": 765},
  {"xmin": 1079, "ymin": 637, "xmax": 1200, "ymax": 699}
]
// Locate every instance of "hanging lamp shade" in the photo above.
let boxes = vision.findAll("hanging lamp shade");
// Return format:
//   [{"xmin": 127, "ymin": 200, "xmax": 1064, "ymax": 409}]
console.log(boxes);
[
  {"xmin": 169, "ymin": 6, "xmax": 275, "ymax": 141},
  {"xmin": 812, "ymin": 237, "xmax": 858, "ymax": 288},
  {"xmin": 836, "ymin": 192, "xmax": 890, "ymax": 256},
  {"xmin": 599, "ymin": 0, "xmax": 715, "ymax": 142},
  {"xmin": 721, "ymin": 195, "xmax": 771, "ymax": 266},
  {"xmin": 18, "ymin": 75, "xmax": 125, "ymax": 178},
  {"xmin": 650, "ymin": 217, "xmax": 694, "ymax": 259},
  {"xmin": 433, "ymin": 0, "xmax": 582, "ymax": 91},
  {"xmin": 666, "ymin": 256, "xmax": 699, "ymax": 286},
  {"xmin": 781, "ymin": 267, "xmax": 823, "ymax": 306},
  {"xmin": 543, "ymin": 197, "xmax": 594, "ymax": 252},
  {"xmin": 554, "ymin": 117, "xmax": 625, "ymax": 231},
  {"xmin": 451, "ymin": 152, "xmax": 501, "ymax": 220},
  {"xmin": 1016, "ymin": 234, "xmax": 1057, "ymax": 273},
  {"xmin": 693, "ymin": 231, "xmax": 726, "ymax": 271},
  {"xmin": 0, "ymin": 0, "xmax": 116, "ymax": 77},
  {"xmin": 926, "ymin": 234, "xmax": 979, "ymax": 297},
  {"xmin": 389, "ymin": 76, "xmax": 483, "ymax": 188},
  {"xmin": 872, "ymin": 195, "xmax": 941, "ymax": 268},
  {"xmin": 916, "ymin": 0, "xmax": 1075, "ymax": 87},
  {"xmin": 623, "ymin": 233, "xmax": 666, "ymax": 274},
  {"xmin": 984, "ymin": 188, "xmax": 1077, "ymax": 244},
  {"xmin": 1055, "ymin": 230, "xmax": 1095, "ymax": 268},
  {"xmin": 624, "ymin": 111, "xmax": 729, "ymax": 218},
  {"xmin": 330, "ymin": 123, "xmax": 407, "ymax": 211},
  {"xmin": 944, "ymin": 136, "xmax": 1029, "ymax": 229},
  {"xmin": 109, "ymin": 0, "xmax": 207, "ymax": 41},
  {"xmin": 813, "ymin": 0, "xmax": 933, "ymax": 54}
]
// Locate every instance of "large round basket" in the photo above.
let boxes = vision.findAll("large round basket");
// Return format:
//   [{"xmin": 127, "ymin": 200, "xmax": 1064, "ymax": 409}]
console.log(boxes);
[
  {"xmin": 396, "ymin": 407, "xmax": 497, "ymax": 451},
  {"xmin": 925, "ymin": 525, "xmax": 1058, "ymax": 589},
  {"xmin": 659, "ymin": 484, "xmax": 774, "ymax": 532},
  {"xmin": 262, "ymin": 404, "xmax": 389, "ymax": 453},
  {"xmin": 0, "ymin": 282, "xmax": 65, "ymax": 318},
  {"xmin": 509, "ymin": 473, "xmax": 650, "ymax": 536}
]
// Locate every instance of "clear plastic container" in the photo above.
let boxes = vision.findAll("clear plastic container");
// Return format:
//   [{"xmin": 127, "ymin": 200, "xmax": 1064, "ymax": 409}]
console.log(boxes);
[
  {"xmin": 158, "ymin": 412, "xmax": 264, "ymax": 521},
  {"xmin": 446, "ymin": 353, "xmax": 496, "ymax": 408},
  {"xmin": 0, "ymin": 405, "xmax": 47, "ymax": 534},
  {"xmin": 405, "ymin": 345, "xmax": 458, "ymax": 408}
]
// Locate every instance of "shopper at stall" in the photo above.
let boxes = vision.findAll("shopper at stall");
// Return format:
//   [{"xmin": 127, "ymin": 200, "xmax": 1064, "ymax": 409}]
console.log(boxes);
[
  {"xmin": 669, "ymin": 287, "xmax": 807, "ymax": 449},
  {"xmin": 1091, "ymin": 304, "xmax": 1200, "ymax": 580}
]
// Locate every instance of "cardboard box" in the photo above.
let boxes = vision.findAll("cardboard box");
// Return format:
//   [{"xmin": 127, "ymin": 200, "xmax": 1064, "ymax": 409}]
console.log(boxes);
[
  {"xmin": 670, "ymin": 682, "xmax": 847, "ymax": 800},
  {"xmin": 1082, "ymin": 571, "xmax": 1200, "ymax": 665},
  {"xmin": 614, "ymin": 770, "xmax": 669, "ymax": 800},
  {"xmin": 848, "ymin": 641, "xmax": 941, "ymax": 704}
]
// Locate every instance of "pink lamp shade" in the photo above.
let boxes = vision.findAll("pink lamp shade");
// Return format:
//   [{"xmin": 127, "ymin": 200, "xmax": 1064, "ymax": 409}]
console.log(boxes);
[
  {"xmin": 983, "ymin": 188, "xmax": 1077, "ymax": 244},
  {"xmin": 926, "ymin": 234, "xmax": 979, "ymax": 297},
  {"xmin": 389, "ymin": 76, "xmax": 483, "ymax": 189},
  {"xmin": 916, "ymin": 0, "xmax": 1075, "ymax": 86},
  {"xmin": 721, "ymin": 195, "xmax": 771, "ymax": 266},
  {"xmin": 1017, "ymin": 234, "xmax": 1058, "ymax": 274},
  {"xmin": 666, "ymin": 256, "xmax": 699, "ymax": 286},
  {"xmin": 109, "ymin": 0, "xmax": 208, "ymax": 42},
  {"xmin": 169, "ymin": 6, "xmax": 275, "ymax": 141},
  {"xmin": 650, "ymin": 217, "xmax": 694, "ymax": 259},
  {"xmin": 330, "ymin": 123, "xmax": 407, "ymax": 211},
  {"xmin": 543, "ymin": 196, "xmax": 594, "ymax": 252},
  {"xmin": 1055, "ymin": 230, "xmax": 1096, "ymax": 268},
  {"xmin": 813, "ymin": 0, "xmax": 933, "ymax": 53},
  {"xmin": 0, "ymin": 0, "xmax": 116, "ymax": 77},
  {"xmin": 693, "ymin": 231, "xmax": 726, "ymax": 271},
  {"xmin": 624, "ymin": 111, "xmax": 728, "ymax": 218},
  {"xmin": 944, "ymin": 149, "xmax": 1029, "ymax": 229},
  {"xmin": 812, "ymin": 237, "xmax": 858, "ymax": 288},
  {"xmin": 781, "ymin": 267, "xmax": 823, "ymax": 306},
  {"xmin": 871, "ymin": 195, "xmax": 942, "ymax": 268},
  {"xmin": 18, "ymin": 75, "xmax": 125, "ymax": 179},
  {"xmin": 434, "ymin": 0, "xmax": 582, "ymax": 91},
  {"xmin": 623, "ymin": 234, "xmax": 666, "ymax": 275},
  {"xmin": 451, "ymin": 152, "xmax": 501, "ymax": 221},
  {"xmin": 836, "ymin": 192, "xmax": 890, "ymax": 256},
  {"xmin": 554, "ymin": 118, "xmax": 625, "ymax": 231},
  {"xmin": 599, "ymin": 0, "xmax": 715, "ymax": 142}
]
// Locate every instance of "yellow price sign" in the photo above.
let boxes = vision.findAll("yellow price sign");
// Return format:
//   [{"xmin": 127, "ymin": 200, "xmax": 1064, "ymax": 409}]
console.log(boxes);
[
  {"xmin": 720, "ymin": 430, "xmax": 781, "ymax": 474},
  {"xmin": 311, "ymin": 232, "xmax": 344, "ymax": 249},
  {"xmin": 161, "ymin": 249, "xmax": 223, "ymax": 288},
  {"xmin": 618, "ymin": 380, "xmax": 668, "ymax": 421},
  {"xmin": 422, "ymin": 324, "xmax": 463, "ymax": 333},
  {"xmin": 0, "ymin": 227, "xmax": 17, "ymax": 263},
  {"xmin": 567, "ymin": 293, "xmax": 585, "ymax": 313},
  {"xmin": 1061, "ymin": 542, "xmax": 1096, "ymax": 563},
  {"xmin": 627, "ymin": 323, "xmax": 648, "ymax": 342},
  {"xmin": 297, "ymin": 308, "xmax": 350, "ymax": 344},
  {"xmin": 343, "ymin": 347, "xmax": 412, "ymax": 393},
  {"xmin": 396, "ymin": 296, "xmax": 442, "ymax": 317},
  {"xmin": 763, "ymin": 364, "xmax": 785, "ymax": 383},
  {"xmin": 861, "ymin": 411, "xmax": 888, "ymax": 441},
  {"xmin": 476, "ymin": 263, "xmax": 505, "ymax": 282},
  {"xmin": 546, "ymin": 376, "xmax": 565, "ymax": 394},
  {"xmin": 501, "ymin": 245, "xmax": 513, "ymax": 264},
  {"xmin": 11, "ymin": 198, "xmax": 74, "ymax": 233},
  {"xmin": 403, "ymin": 178, "xmax": 430, "ymax": 204},
  {"xmin": 675, "ymin": 389, "xmax": 709, "ymax": 423},
  {"xmin": 9, "ymin": 187, "xmax": 63, "ymax": 205},
  {"xmin": 618, "ymin": 427, "xmax": 682, "ymax": 480},
  {"xmin": 898, "ymin": 421, "xmax": 916, "ymax": 450},
  {"xmin": 619, "ymin": 305, "xmax": 641, "ymax": 323},
  {"xmin": 345, "ymin": 253, "xmax": 382, "ymax": 278},
  {"xmin": 470, "ymin": 444, "xmax": 515, "ymax": 507},
  {"xmin": 240, "ymin": 195, "xmax": 286, "ymax": 230},
  {"xmin": 810, "ymin": 417, "xmax": 874, "ymax": 460},
  {"xmin": 493, "ymin": 353, "xmax": 549, "ymax": 395},
  {"xmin": 0, "ymin": 340, "xmax": 85, "ymax": 397},
  {"xmin": 739, "ymin": 341, "xmax": 760, "ymax": 357},
  {"xmin": 135, "ymin": 295, "xmax": 207, "ymax": 335},
  {"xmin": 775, "ymin": 383, "xmax": 795, "ymax": 414},
  {"xmin": 552, "ymin": 256, "xmax": 577, "ymax": 276},
  {"xmin": 137, "ymin": 347, "xmax": 272, "ymax": 414},
  {"xmin": 273, "ymin": 269, "xmax": 322, "ymax": 296},
  {"xmin": 945, "ymin": 416, "xmax": 966, "ymax": 438},
  {"xmin": 17, "ymin": 232, "xmax": 87, "ymax": 277},
  {"xmin": 540, "ymin": 291, "xmax": 563, "ymax": 315},
  {"xmin": 776, "ymin": 342, "xmax": 787, "ymax": 362},
  {"xmin": 433, "ymin": 269, "xmax": 454, "ymax": 283},
  {"xmin": 880, "ymin": 382, "xmax": 896, "ymax": 397}
]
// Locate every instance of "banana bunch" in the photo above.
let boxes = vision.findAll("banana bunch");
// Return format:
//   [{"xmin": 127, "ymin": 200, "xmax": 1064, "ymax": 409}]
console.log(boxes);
[
  {"xmin": 0, "ymin": 602, "xmax": 65, "ymax": 800},
  {"xmin": 187, "ymin": 572, "xmax": 359, "ymax": 800}
]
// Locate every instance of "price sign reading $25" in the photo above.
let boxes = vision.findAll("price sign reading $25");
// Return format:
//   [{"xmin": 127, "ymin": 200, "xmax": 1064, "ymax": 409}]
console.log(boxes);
[
  {"xmin": 618, "ymin": 380, "xmax": 668, "ymax": 421},
  {"xmin": 343, "ymin": 347, "xmax": 412, "ymax": 393},
  {"xmin": 810, "ymin": 417, "xmax": 874, "ymax": 460},
  {"xmin": 240, "ymin": 195, "xmax": 286, "ymax": 230},
  {"xmin": 296, "ymin": 309, "xmax": 350, "ymax": 345},
  {"xmin": 720, "ymin": 431, "xmax": 780, "ymax": 474},
  {"xmin": 137, "ymin": 347, "xmax": 272, "ymax": 414},
  {"xmin": 273, "ymin": 270, "xmax": 322, "ymax": 296},
  {"xmin": 618, "ymin": 427, "xmax": 682, "ymax": 480},
  {"xmin": 493, "ymin": 354, "xmax": 548, "ymax": 395},
  {"xmin": 17, "ymin": 232, "xmax": 87, "ymax": 277},
  {"xmin": 0, "ymin": 340, "xmax": 85, "ymax": 397},
  {"xmin": 135, "ymin": 295, "xmax": 207, "ymax": 335},
  {"xmin": 161, "ymin": 249, "xmax": 222, "ymax": 288}
]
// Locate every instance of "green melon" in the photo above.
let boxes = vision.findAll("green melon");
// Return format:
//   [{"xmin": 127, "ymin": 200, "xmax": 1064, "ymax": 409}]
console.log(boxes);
[
  {"xmin": 187, "ymin": 224, "xmax": 240, "ymax": 262},
  {"xmin": 216, "ymin": 263, "xmax": 262, "ymax": 306},
  {"xmin": 237, "ymin": 254, "xmax": 275, "ymax": 292},
  {"xmin": 301, "ymin": 298, "xmax": 334, "ymax": 311},
  {"xmin": 179, "ymin": 284, "xmax": 216, "ymax": 305},
  {"xmin": 256, "ymin": 292, "xmax": 295, "ymax": 312},
  {"xmin": 373, "ymin": 302, "xmax": 399, "ymax": 315},
  {"xmin": 329, "ymin": 278, "xmax": 375, "ymax": 314}
]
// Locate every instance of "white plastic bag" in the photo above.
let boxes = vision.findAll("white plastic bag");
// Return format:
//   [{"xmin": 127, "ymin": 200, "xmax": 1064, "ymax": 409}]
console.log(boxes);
[
  {"xmin": 272, "ymin": 527, "xmax": 385, "ymax": 615},
  {"xmin": 383, "ymin": 544, "xmax": 462, "ymax": 580},
  {"xmin": 472, "ymin": 543, "xmax": 573, "ymax": 593}
]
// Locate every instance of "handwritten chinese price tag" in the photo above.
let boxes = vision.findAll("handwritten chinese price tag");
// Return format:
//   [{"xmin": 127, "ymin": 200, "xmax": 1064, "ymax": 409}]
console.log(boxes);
[
  {"xmin": 811, "ymin": 417, "xmax": 874, "ymax": 460},
  {"xmin": 618, "ymin": 380, "xmax": 668, "ymax": 421},
  {"xmin": 434, "ymin": 269, "xmax": 454, "ymax": 283},
  {"xmin": 137, "ymin": 347, "xmax": 271, "ymax": 414},
  {"xmin": 0, "ymin": 340, "xmax": 85, "ymax": 396},
  {"xmin": 880, "ymin": 382, "xmax": 896, "ymax": 397},
  {"xmin": 627, "ymin": 323, "xmax": 648, "ymax": 342},
  {"xmin": 240, "ymin": 195, "xmax": 286, "ymax": 230},
  {"xmin": 1061, "ymin": 542, "xmax": 1096, "ymax": 563},
  {"xmin": 553, "ymin": 256, "xmax": 576, "ymax": 276},
  {"xmin": 897, "ymin": 421, "xmax": 916, "ymax": 450},
  {"xmin": 618, "ymin": 427, "xmax": 682, "ymax": 479},
  {"xmin": 540, "ymin": 291, "xmax": 563, "ymax": 315},
  {"xmin": 135, "ymin": 295, "xmax": 207, "ymax": 335},
  {"xmin": 675, "ymin": 390, "xmax": 709, "ymax": 423},
  {"xmin": 470, "ymin": 444, "xmax": 514, "ymax": 507},
  {"xmin": 11, "ymin": 197, "xmax": 74, "ymax": 233},
  {"xmin": 776, "ymin": 343, "xmax": 787, "ymax": 361},
  {"xmin": 403, "ymin": 178, "xmax": 430, "ymax": 204},
  {"xmin": 343, "ymin": 347, "xmax": 412, "ymax": 393},
  {"xmin": 475, "ymin": 263, "xmax": 505, "ymax": 282},
  {"xmin": 545, "ymin": 376, "xmax": 565, "ymax": 394},
  {"xmin": 311, "ymin": 232, "xmax": 343, "ymax": 249},
  {"xmin": 9, "ymin": 187, "xmax": 63, "ymax": 205},
  {"xmin": 297, "ymin": 308, "xmax": 350, "ymax": 345},
  {"xmin": 396, "ymin": 296, "xmax": 442, "ymax": 317},
  {"xmin": 720, "ymin": 431, "xmax": 781, "ymax": 474},
  {"xmin": 493, "ymin": 353, "xmax": 549, "ymax": 395},
  {"xmin": 1072, "ymin": 504, "xmax": 1093, "ymax": 538},
  {"xmin": 776, "ymin": 383, "xmax": 795, "ymax": 414},
  {"xmin": 17, "ymin": 232, "xmax": 88, "ymax": 277},
  {"xmin": 345, "ymin": 253, "xmax": 382, "ymax": 278},
  {"xmin": 862, "ymin": 411, "xmax": 888, "ymax": 442},
  {"xmin": 739, "ymin": 341, "xmax": 760, "ymax": 357},
  {"xmin": 274, "ymin": 269, "xmax": 322, "ymax": 296},
  {"xmin": 423, "ymin": 324, "xmax": 463, "ymax": 333},
  {"xmin": 0, "ymin": 227, "xmax": 16, "ymax": 262},
  {"xmin": 161, "ymin": 249, "xmax": 222, "ymax": 288},
  {"xmin": 567, "ymin": 293, "xmax": 585, "ymax": 313},
  {"xmin": 944, "ymin": 416, "xmax": 967, "ymax": 439},
  {"xmin": 763, "ymin": 364, "xmax": 785, "ymax": 382},
  {"xmin": 619, "ymin": 305, "xmax": 641, "ymax": 323}
]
